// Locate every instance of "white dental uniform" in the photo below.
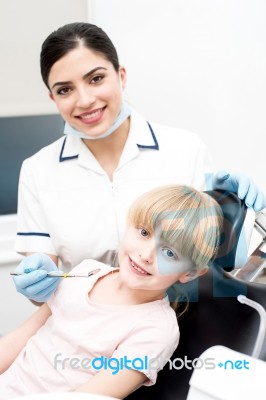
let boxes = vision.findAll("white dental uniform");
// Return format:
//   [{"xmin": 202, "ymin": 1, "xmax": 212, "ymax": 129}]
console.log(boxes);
[{"xmin": 15, "ymin": 109, "xmax": 213, "ymax": 271}]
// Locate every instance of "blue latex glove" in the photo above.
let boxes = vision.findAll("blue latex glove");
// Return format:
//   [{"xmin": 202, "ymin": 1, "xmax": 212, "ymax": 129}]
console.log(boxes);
[
  {"xmin": 13, "ymin": 253, "xmax": 60, "ymax": 302},
  {"xmin": 212, "ymin": 170, "xmax": 266, "ymax": 211}
]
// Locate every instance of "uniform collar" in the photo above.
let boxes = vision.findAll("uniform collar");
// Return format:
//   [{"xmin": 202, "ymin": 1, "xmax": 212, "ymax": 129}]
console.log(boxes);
[
  {"xmin": 59, "ymin": 108, "xmax": 159, "ymax": 163},
  {"xmin": 130, "ymin": 108, "xmax": 159, "ymax": 150},
  {"xmin": 59, "ymin": 135, "xmax": 79, "ymax": 162}
]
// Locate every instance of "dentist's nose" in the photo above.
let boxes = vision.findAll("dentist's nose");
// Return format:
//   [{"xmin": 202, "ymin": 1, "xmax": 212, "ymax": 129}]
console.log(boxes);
[{"xmin": 76, "ymin": 87, "xmax": 96, "ymax": 108}]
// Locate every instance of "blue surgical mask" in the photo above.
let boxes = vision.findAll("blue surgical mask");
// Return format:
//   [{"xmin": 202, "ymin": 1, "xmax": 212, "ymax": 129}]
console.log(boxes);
[{"xmin": 64, "ymin": 102, "xmax": 131, "ymax": 140}]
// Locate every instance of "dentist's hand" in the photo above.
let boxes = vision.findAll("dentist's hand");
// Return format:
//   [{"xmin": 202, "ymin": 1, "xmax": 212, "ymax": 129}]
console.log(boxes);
[
  {"xmin": 13, "ymin": 253, "xmax": 60, "ymax": 302},
  {"xmin": 213, "ymin": 170, "xmax": 266, "ymax": 211}
]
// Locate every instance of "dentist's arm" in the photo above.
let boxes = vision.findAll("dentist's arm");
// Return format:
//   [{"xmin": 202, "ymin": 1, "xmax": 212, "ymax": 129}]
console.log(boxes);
[{"xmin": 0, "ymin": 303, "xmax": 51, "ymax": 374}]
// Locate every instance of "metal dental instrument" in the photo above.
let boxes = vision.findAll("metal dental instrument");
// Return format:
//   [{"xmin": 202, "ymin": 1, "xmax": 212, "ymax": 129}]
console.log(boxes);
[
  {"xmin": 10, "ymin": 268, "xmax": 101, "ymax": 278},
  {"xmin": 237, "ymin": 294, "xmax": 266, "ymax": 359}
]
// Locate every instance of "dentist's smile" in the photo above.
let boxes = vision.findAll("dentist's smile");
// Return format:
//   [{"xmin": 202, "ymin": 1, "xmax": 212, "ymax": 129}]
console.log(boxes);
[{"xmin": 76, "ymin": 106, "xmax": 107, "ymax": 124}]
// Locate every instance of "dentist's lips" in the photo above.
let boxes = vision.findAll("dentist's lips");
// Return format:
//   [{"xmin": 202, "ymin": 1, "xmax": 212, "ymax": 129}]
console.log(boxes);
[
  {"xmin": 76, "ymin": 106, "xmax": 106, "ymax": 125},
  {"xmin": 128, "ymin": 257, "xmax": 151, "ymax": 276}
]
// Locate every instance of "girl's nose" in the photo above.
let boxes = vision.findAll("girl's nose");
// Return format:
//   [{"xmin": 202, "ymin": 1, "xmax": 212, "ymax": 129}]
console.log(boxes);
[{"xmin": 139, "ymin": 243, "xmax": 155, "ymax": 264}]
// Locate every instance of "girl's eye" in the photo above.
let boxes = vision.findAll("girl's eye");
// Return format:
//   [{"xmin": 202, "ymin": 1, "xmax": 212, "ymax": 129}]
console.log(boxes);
[
  {"xmin": 57, "ymin": 87, "xmax": 72, "ymax": 96},
  {"xmin": 139, "ymin": 228, "xmax": 150, "ymax": 238},
  {"xmin": 161, "ymin": 248, "xmax": 177, "ymax": 260},
  {"xmin": 91, "ymin": 75, "xmax": 104, "ymax": 84}
]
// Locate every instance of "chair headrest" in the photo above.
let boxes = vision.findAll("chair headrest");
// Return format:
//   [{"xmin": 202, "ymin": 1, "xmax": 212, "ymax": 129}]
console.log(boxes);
[
  {"xmin": 205, "ymin": 190, "xmax": 255, "ymax": 271},
  {"xmin": 167, "ymin": 190, "xmax": 255, "ymax": 302}
]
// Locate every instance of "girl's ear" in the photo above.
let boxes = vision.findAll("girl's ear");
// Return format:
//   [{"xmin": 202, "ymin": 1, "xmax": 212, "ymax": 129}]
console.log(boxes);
[{"xmin": 179, "ymin": 267, "xmax": 208, "ymax": 283}]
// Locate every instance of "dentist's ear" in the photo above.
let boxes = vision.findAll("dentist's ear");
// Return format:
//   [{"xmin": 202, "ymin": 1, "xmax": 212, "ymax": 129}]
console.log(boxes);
[
  {"xmin": 49, "ymin": 91, "xmax": 55, "ymax": 101},
  {"xmin": 179, "ymin": 267, "xmax": 208, "ymax": 283},
  {"xmin": 119, "ymin": 65, "xmax": 127, "ymax": 90}
]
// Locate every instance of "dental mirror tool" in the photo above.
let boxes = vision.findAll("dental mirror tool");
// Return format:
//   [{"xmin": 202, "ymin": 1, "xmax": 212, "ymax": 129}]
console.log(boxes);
[{"xmin": 10, "ymin": 268, "xmax": 101, "ymax": 278}]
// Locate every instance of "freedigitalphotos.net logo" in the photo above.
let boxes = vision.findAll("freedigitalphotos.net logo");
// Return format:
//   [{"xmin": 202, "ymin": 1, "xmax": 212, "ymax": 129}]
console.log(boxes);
[
  {"xmin": 150, "ymin": 356, "xmax": 250, "ymax": 371},
  {"xmin": 53, "ymin": 353, "xmax": 250, "ymax": 375}
]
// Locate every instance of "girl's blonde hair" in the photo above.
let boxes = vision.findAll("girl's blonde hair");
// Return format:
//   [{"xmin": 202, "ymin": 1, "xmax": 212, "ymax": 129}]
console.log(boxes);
[{"xmin": 127, "ymin": 185, "xmax": 223, "ymax": 270}]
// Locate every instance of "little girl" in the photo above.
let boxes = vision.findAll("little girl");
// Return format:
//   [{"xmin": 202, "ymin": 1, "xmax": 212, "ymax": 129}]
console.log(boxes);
[{"xmin": 0, "ymin": 184, "xmax": 222, "ymax": 399}]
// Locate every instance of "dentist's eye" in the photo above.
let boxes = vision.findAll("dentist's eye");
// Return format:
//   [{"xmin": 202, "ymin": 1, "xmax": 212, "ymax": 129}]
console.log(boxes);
[
  {"xmin": 139, "ymin": 228, "xmax": 150, "ymax": 237},
  {"xmin": 57, "ymin": 87, "xmax": 72, "ymax": 95},
  {"xmin": 161, "ymin": 248, "xmax": 177, "ymax": 259},
  {"xmin": 91, "ymin": 75, "xmax": 104, "ymax": 84}
]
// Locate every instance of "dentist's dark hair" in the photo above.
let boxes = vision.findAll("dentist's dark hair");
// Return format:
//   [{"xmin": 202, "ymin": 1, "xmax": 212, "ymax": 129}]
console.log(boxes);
[{"xmin": 40, "ymin": 22, "xmax": 120, "ymax": 89}]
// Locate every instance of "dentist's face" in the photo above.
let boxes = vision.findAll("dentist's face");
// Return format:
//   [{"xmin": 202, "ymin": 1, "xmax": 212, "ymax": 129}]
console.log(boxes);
[
  {"xmin": 48, "ymin": 45, "xmax": 126, "ymax": 138},
  {"xmin": 118, "ymin": 225, "xmax": 195, "ymax": 293}
]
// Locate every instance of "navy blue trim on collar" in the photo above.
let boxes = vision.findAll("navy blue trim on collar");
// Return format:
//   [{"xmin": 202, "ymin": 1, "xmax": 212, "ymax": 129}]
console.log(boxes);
[
  {"xmin": 137, "ymin": 122, "xmax": 159, "ymax": 150},
  {"xmin": 17, "ymin": 232, "xmax": 50, "ymax": 237},
  {"xmin": 59, "ymin": 137, "xmax": 79, "ymax": 162},
  {"xmin": 59, "ymin": 122, "xmax": 159, "ymax": 160}
]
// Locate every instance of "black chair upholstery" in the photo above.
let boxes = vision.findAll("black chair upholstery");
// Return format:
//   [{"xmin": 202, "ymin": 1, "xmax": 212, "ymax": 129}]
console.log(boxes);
[{"xmin": 125, "ymin": 191, "xmax": 266, "ymax": 400}]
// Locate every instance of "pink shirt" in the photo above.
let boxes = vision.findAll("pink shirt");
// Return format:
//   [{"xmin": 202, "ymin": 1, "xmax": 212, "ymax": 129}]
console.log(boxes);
[{"xmin": 0, "ymin": 260, "xmax": 179, "ymax": 398}]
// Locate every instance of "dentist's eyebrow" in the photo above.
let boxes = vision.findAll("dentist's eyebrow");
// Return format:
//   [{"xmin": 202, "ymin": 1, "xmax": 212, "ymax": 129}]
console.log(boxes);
[{"xmin": 51, "ymin": 66, "xmax": 108, "ymax": 89}]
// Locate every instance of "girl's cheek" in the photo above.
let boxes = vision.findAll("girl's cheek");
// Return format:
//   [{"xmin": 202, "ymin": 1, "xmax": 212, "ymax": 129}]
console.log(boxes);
[{"xmin": 156, "ymin": 253, "xmax": 179, "ymax": 275}]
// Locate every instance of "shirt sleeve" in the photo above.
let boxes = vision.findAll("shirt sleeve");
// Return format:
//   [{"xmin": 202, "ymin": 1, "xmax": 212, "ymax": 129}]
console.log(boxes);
[
  {"xmin": 15, "ymin": 158, "xmax": 57, "ymax": 255},
  {"xmin": 111, "ymin": 315, "xmax": 180, "ymax": 386}
]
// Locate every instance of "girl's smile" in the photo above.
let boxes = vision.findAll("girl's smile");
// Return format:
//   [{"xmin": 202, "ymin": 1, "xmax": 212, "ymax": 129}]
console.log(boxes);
[
  {"xmin": 128, "ymin": 256, "xmax": 152, "ymax": 276},
  {"xmin": 116, "ymin": 226, "xmax": 195, "ymax": 300}
]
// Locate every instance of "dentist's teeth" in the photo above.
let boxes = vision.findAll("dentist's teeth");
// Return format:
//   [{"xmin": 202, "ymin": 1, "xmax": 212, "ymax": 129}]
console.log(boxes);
[{"xmin": 81, "ymin": 109, "xmax": 101, "ymax": 119}]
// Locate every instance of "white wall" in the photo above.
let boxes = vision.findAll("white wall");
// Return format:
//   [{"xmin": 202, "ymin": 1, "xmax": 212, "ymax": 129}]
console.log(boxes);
[
  {"xmin": 0, "ymin": 0, "xmax": 88, "ymax": 116},
  {"xmin": 89, "ymin": 0, "xmax": 266, "ymax": 193}
]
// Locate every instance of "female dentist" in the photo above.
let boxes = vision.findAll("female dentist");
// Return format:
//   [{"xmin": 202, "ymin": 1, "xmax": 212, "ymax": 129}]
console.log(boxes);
[{"xmin": 13, "ymin": 22, "xmax": 266, "ymax": 302}]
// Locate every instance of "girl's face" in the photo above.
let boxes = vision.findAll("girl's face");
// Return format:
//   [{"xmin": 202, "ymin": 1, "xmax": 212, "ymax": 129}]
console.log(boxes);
[
  {"xmin": 48, "ymin": 45, "xmax": 126, "ymax": 138},
  {"xmin": 118, "ymin": 225, "xmax": 198, "ymax": 295}
]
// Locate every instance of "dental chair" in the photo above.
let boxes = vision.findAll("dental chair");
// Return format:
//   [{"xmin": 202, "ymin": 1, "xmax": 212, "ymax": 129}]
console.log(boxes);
[{"xmin": 125, "ymin": 190, "xmax": 266, "ymax": 400}]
